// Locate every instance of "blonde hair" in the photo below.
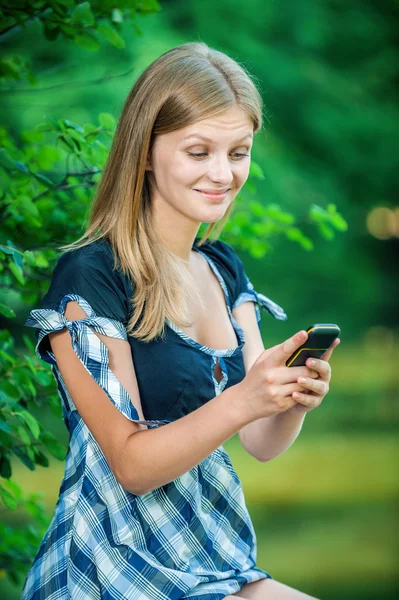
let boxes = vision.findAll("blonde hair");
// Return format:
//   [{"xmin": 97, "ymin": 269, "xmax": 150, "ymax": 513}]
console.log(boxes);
[{"xmin": 59, "ymin": 41, "xmax": 263, "ymax": 342}]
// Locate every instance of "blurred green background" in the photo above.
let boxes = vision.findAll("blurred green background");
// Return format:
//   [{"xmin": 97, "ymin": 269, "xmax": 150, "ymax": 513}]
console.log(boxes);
[{"xmin": 1, "ymin": 0, "xmax": 398, "ymax": 598}]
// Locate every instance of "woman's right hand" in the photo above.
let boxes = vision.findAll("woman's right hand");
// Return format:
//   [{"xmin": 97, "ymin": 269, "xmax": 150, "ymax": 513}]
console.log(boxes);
[{"xmin": 237, "ymin": 330, "xmax": 320, "ymax": 421}]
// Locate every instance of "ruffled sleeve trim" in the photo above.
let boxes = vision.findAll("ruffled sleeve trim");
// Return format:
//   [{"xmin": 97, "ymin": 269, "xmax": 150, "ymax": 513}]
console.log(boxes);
[
  {"xmin": 232, "ymin": 275, "xmax": 288, "ymax": 323},
  {"xmin": 24, "ymin": 293, "xmax": 169, "ymax": 429}
]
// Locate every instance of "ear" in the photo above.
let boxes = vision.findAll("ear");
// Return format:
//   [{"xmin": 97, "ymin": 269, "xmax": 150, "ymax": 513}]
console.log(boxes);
[{"xmin": 145, "ymin": 153, "xmax": 152, "ymax": 171}]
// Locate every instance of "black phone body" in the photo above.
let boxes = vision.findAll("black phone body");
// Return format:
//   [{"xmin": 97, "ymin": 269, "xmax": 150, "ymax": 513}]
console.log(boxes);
[{"xmin": 286, "ymin": 324, "xmax": 340, "ymax": 367}]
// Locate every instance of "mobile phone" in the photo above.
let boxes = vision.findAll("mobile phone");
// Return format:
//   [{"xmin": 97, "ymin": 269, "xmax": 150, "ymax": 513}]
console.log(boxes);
[{"xmin": 286, "ymin": 324, "xmax": 340, "ymax": 367}]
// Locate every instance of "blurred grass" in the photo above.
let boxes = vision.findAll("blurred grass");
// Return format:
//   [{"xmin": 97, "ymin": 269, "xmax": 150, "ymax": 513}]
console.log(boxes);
[
  {"xmin": 1, "ymin": 432, "xmax": 397, "ymax": 599},
  {"xmin": 229, "ymin": 432, "xmax": 399, "ymax": 505}
]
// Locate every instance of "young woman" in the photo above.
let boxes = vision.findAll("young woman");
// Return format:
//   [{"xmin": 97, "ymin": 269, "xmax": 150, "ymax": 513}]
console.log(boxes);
[{"xmin": 23, "ymin": 42, "xmax": 339, "ymax": 600}]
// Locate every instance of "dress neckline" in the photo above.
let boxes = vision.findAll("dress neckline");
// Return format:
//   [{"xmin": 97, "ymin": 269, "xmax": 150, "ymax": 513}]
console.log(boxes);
[{"xmin": 165, "ymin": 243, "xmax": 246, "ymax": 357}]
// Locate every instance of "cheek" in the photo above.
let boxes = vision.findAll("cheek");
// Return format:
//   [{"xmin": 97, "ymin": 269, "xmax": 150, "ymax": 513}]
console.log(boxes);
[
  {"xmin": 166, "ymin": 157, "xmax": 201, "ymax": 187},
  {"xmin": 235, "ymin": 163, "xmax": 251, "ymax": 187}
]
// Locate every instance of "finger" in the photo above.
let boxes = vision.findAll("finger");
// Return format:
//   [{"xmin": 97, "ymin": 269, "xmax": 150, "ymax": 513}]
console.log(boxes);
[
  {"xmin": 297, "ymin": 376, "xmax": 328, "ymax": 396},
  {"xmin": 281, "ymin": 382, "xmax": 314, "ymax": 397},
  {"xmin": 305, "ymin": 357, "xmax": 331, "ymax": 381},
  {"xmin": 268, "ymin": 330, "xmax": 308, "ymax": 367},
  {"xmin": 284, "ymin": 366, "xmax": 319, "ymax": 380},
  {"xmin": 292, "ymin": 391, "xmax": 320, "ymax": 408},
  {"xmin": 276, "ymin": 366, "xmax": 319, "ymax": 385},
  {"xmin": 321, "ymin": 338, "xmax": 341, "ymax": 362}
]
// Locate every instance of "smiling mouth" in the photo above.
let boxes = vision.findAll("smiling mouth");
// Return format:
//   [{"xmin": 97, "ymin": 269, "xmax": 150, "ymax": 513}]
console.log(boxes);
[
  {"xmin": 194, "ymin": 189, "xmax": 229, "ymax": 194},
  {"xmin": 194, "ymin": 189, "xmax": 229, "ymax": 200}
]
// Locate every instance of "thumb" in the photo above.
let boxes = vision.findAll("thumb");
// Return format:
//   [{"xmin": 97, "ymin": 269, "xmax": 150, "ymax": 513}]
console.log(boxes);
[{"xmin": 267, "ymin": 330, "xmax": 308, "ymax": 367}]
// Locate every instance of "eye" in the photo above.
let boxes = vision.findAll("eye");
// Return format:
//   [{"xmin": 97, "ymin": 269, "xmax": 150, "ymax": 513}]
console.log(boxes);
[
  {"xmin": 187, "ymin": 152, "xmax": 250, "ymax": 160},
  {"xmin": 231, "ymin": 153, "xmax": 250, "ymax": 159},
  {"xmin": 187, "ymin": 153, "xmax": 207, "ymax": 158}
]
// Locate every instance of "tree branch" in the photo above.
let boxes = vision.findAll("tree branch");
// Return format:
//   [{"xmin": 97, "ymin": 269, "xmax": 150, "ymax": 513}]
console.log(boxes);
[
  {"xmin": 1, "ymin": 65, "xmax": 137, "ymax": 94},
  {"xmin": 0, "ymin": 7, "xmax": 53, "ymax": 44}
]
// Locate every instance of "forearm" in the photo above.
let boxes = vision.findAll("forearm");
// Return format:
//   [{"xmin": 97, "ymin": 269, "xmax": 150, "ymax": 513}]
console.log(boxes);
[
  {"xmin": 118, "ymin": 384, "xmax": 251, "ymax": 495},
  {"xmin": 240, "ymin": 409, "xmax": 307, "ymax": 463}
]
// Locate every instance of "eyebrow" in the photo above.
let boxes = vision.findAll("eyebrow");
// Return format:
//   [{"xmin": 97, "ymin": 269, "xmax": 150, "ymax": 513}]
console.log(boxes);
[{"xmin": 182, "ymin": 133, "xmax": 253, "ymax": 144}]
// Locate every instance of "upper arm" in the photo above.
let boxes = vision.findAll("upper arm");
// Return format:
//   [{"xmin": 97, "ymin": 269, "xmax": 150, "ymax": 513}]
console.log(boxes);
[
  {"xmin": 49, "ymin": 299, "xmax": 146, "ymax": 487},
  {"xmin": 232, "ymin": 301, "xmax": 265, "ymax": 374},
  {"xmin": 24, "ymin": 243, "xmax": 165, "ymax": 493},
  {"xmin": 232, "ymin": 300, "xmax": 265, "ymax": 452}
]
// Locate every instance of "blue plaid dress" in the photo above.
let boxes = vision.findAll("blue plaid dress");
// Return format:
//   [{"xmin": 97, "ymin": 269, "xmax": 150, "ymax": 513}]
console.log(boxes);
[{"xmin": 22, "ymin": 237, "xmax": 287, "ymax": 600}]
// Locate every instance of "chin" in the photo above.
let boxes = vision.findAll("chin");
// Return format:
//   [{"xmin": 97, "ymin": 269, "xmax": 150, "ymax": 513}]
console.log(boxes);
[{"xmin": 199, "ymin": 210, "xmax": 228, "ymax": 224}]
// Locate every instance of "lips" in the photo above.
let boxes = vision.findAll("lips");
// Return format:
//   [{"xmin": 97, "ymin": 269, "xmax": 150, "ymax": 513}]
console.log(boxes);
[
  {"xmin": 195, "ymin": 189, "xmax": 229, "ymax": 194},
  {"xmin": 194, "ymin": 189, "xmax": 229, "ymax": 201}
]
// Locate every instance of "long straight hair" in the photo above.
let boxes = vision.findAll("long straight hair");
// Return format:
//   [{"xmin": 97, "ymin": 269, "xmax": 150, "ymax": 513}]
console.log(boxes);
[{"xmin": 59, "ymin": 42, "xmax": 263, "ymax": 342}]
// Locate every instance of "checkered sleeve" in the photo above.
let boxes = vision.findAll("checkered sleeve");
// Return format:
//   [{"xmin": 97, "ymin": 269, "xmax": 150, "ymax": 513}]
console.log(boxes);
[{"xmin": 24, "ymin": 246, "xmax": 169, "ymax": 429}]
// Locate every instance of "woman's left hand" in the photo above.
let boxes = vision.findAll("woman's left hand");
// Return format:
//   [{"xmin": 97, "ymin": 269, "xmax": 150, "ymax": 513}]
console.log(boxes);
[{"xmin": 287, "ymin": 337, "xmax": 341, "ymax": 413}]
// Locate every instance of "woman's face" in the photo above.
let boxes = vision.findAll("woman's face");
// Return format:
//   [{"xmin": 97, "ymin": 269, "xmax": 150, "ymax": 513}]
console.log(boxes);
[{"xmin": 147, "ymin": 104, "xmax": 253, "ymax": 225}]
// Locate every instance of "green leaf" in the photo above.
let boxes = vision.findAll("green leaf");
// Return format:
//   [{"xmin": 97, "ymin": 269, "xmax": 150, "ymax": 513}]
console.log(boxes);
[
  {"xmin": 73, "ymin": 32, "xmax": 100, "ymax": 51},
  {"xmin": 0, "ymin": 454, "xmax": 12, "ymax": 479},
  {"xmin": 23, "ymin": 250, "xmax": 36, "ymax": 266},
  {"xmin": 112, "ymin": 8, "xmax": 123, "ymax": 23},
  {"xmin": 249, "ymin": 161, "xmax": 265, "ymax": 180},
  {"xmin": 286, "ymin": 227, "xmax": 314, "ymax": 250},
  {"xmin": 0, "ymin": 303, "xmax": 15, "ymax": 318},
  {"xmin": 35, "ymin": 121, "xmax": 53, "ymax": 132},
  {"xmin": 319, "ymin": 222, "xmax": 335, "ymax": 240},
  {"xmin": 0, "ymin": 348, "xmax": 15, "ymax": 364},
  {"xmin": 35, "ymin": 253, "xmax": 49, "ymax": 268},
  {"xmin": 97, "ymin": 24, "xmax": 125, "ymax": 49},
  {"xmin": 16, "ymin": 410, "xmax": 40, "ymax": 440},
  {"xmin": 43, "ymin": 115, "xmax": 60, "ymax": 131},
  {"xmin": 309, "ymin": 204, "xmax": 326, "ymax": 222},
  {"xmin": 40, "ymin": 430, "xmax": 66, "ymax": 461},
  {"xmin": 0, "ymin": 381, "xmax": 20, "ymax": 401},
  {"xmin": 12, "ymin": 249, "xmax": 24, "ymax": 269},
  {"xmin": 0, "ymin": 244, "xmax": 14, "ymax": 255},
  {"xmin": 23, "ymin": 354, "xmax": 37, "ymax": 376},
  {"xmin": 17, "ymin": 425, "xmax": 31, "ymax": 446},
  {"xmin": 22, "ymin": 334, "xmax": 36, "ymax": 353},
  {"xmin": 34, "ymin": 369, "xmax": 54, "ymax": 387},
  {"xmin": 264, "ymin": 205, "xmax": 295, "ymax": 225},
  {"xmin": 9, "ymin": 261, "xmax": 25, "ymax": 284},
  {"xmin": 0, "ymin": 148, "xmax": 15, "ymax": 169},
  {"xmin": 13, "ymin": 446, "xmax": 36, "ymax": 471},
  {"xmin": 34, "ymin": 450, "xmax": 49, "ymax": 468},
  {"xmin": 0, "ymin": 484, "xmax": 17, "ymax": 509},
  {"xmin": 330, "ymin": 212, "xmax": 348, "ymax": 231},
  {"xmin": 139, "ymin": 0, "xmax": 162, "ymax": 15},
  {"xmin": 0, "ymin": 421, "xmax": 11, "ymax": 434},
  {"xmin": 14, "ymin": 161, "xmax": 30, "ymax": 173},
  {"xmin": 98, "ymin": 113, "xmax": 116, "ymax": 130},
  {"xmin": 298, "ymin": 236, "xmax": 314, "ymax": 251},
  {"xmin": 3, "ymin": 478, "xmax": 23, "ymax": 501},
  {"xmin": 63, "ymin": 119, "xmax": 85, "ymax": 133},
  {"xmin": 34, "ymin": 172, "xmax": 55, "ymax": 187},
  {"xmin": 70, "ymin": 1, "xmax": 95, "ymax": 26}
]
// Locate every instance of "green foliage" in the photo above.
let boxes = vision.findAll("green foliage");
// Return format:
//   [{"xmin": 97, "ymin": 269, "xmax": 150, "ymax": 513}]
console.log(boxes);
[
  {"xmin": 0, "ymin": 0, "xmax": 163, "ymax": 587},
  {"xmin": 0, "ymin": 0, "xmax": 161, "ymax": 82},
  {"xmin": 0, "ymin": 0, "xmax": 349, "ymax": 589},
  {"xmin": 221, "ymin": 160, "xmax": 347, "ymax": 258}
]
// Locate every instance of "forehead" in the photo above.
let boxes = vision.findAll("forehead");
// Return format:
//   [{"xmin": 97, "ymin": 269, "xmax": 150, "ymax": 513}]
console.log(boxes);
[
  {"xmin": 181, "ymin": 106, "xmax": 253, "ymax": 142},
  {"xmin": 153, "ymin": 106, "xmax": 254, "ymax": 149}
]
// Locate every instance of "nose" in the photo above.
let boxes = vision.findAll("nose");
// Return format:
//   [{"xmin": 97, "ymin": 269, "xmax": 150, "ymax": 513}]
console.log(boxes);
[{"xmin": 208, "ymin": 154, "xmax": 234, "ymax": 186}]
